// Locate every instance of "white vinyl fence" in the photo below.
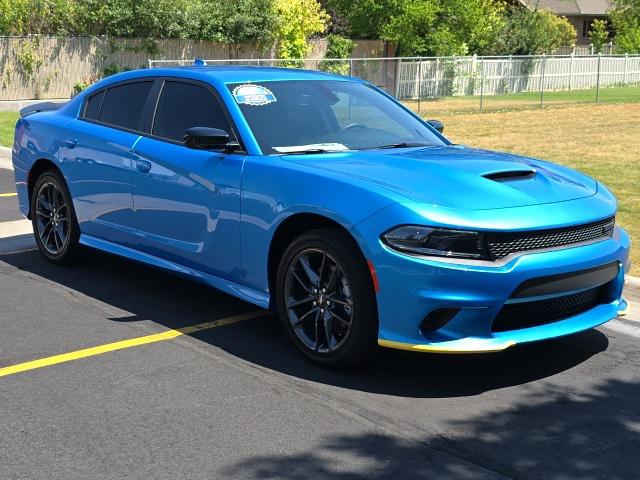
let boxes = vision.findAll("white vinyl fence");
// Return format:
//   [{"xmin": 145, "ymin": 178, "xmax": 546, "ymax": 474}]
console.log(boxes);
[
  {"xmin": 396, "ymin": 54, "xmax": 640, "ymax": 99},
  {"xmin": 555, "ymin": 43, "xmax": 615, "ymax": 55}
]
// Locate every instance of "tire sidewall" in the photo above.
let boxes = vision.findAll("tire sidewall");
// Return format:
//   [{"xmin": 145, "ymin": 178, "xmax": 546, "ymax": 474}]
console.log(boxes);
[
  {"xmin": 31, "ymin": 171, "xmax": 80, "ymax": 263},
  {"xmin": 276, "ymin": 231, "xmax": 377, "ymax": 367}
]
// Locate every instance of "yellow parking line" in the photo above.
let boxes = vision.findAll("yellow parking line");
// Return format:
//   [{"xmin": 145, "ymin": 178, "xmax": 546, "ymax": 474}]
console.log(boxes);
[
  {"xmin": 0, "ymin": 192, "xmax": 17, "ymax": 197},
  {"xmin": 0, "ymin": 310, "xmax": 269, "ymax": 378}
]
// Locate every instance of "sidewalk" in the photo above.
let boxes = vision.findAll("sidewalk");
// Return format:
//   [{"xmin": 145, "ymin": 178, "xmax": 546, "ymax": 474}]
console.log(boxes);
[
  {"xmin": 0, "ymin": 98, "xmax": 67, "ymax": 112},
  {"xmin": 625, "ymin": 275, "xmax": 640, "ymax": 310},
  {"xmin": 0, "ymin": 146, "xmax": 11, "ymax": 170}
]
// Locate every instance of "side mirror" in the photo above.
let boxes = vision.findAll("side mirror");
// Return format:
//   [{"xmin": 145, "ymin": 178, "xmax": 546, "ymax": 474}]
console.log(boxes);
[
  {"xmin": 183, "ymin": 127, "xmax": 239, "ymax": 151},
  {"xmin": 427, "ymin": 119, "xmax": 444, "ymax": 133}
]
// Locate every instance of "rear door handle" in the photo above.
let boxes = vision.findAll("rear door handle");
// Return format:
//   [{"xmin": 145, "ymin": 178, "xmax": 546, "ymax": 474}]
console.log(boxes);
[
  {"xmin": 64, "ymin": 138, "xmax": 78, "ymax": 149},
  {"xmin": 135, "ymin": 159, "xmax": 152, "ymax": 174}
]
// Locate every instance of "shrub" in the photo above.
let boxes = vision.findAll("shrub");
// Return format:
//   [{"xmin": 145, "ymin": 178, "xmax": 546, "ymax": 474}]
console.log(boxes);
[
  {"xmin": 319, "ymin": 35, "xmax": 354, "ymax": 75},
  {"xmin": 589, "ymin": 19, "xmax": 610, "ymax": 53},
  {"xmin": 102, "ymin": 63, "xmax": 131, "ymax": 77}
]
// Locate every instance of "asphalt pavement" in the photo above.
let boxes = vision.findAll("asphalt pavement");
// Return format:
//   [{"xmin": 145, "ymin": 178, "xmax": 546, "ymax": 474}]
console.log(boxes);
[{"xmin": 1, "ymin": 165, "xmax": 639, "ymax": 480}]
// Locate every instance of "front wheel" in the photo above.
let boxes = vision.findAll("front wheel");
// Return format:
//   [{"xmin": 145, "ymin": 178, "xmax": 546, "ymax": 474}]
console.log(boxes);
[
  {"xmin": 276, "ymin": 228, "xmax": 379, "ymax": 367},
  {"xmin": 31, "ymin": 170, "xmax": 81, "ymax": 264}
]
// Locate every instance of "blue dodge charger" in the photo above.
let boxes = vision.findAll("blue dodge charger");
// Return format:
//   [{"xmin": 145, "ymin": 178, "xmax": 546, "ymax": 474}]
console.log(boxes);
[{"xmin": 12, "ymin": 66, "xmax": 631, "ymax": 366}]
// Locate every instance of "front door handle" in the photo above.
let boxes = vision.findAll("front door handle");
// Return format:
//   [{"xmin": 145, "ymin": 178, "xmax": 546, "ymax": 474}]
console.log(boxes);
[
  {"xmin": 64, "ymin": 138, "xmax": 78, "ymax": 149},
  {"xmin": 135, "ymin": 159, "xmax": 152, "ymax": 174}
]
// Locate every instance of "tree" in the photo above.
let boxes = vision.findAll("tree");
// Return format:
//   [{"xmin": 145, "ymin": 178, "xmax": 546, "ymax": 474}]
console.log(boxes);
[
  {"xmin": 273, "ymin": 0, "xmax": 329, "ymax": 61},
  {"xmin": 0, "ymin": 0, "xmax": 279, "ymax": 44},
  {"xmin": 192, "ymin": 0, "xmax": 279, "ymax": 43},
  {"xmin": 610, "ymin": 0, "xmax": 640, "ymax": 53},
  {"xmin": 589, "ymin": 19, "xmax": 610, "ymax": 53},
  {"xmin": 493, "ymin": 7, "xmax": 577, "ymax": 55},
  {"xmin": 0, "ymin": 0, "xmax": 27, "ymax": 35},
  {"xmin": 380, "ymin": 0, "xmax": 506, "ymax": 56},
  {"xmin": 326, "ymin": 0, "xmax": 403, "ymax": 39},
  {"xmin": 0, "ymin": 0, "xmax": 79, "ymax": 35},
  {"xmin": 381, "ymin": 1, "xmax": 439, "ymax": 55}
]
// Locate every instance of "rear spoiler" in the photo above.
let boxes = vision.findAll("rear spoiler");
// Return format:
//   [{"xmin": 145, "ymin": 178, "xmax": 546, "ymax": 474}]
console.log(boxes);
[{"xmin": 20, "ymin": 101, "xmax": 66, "ymax": 118}]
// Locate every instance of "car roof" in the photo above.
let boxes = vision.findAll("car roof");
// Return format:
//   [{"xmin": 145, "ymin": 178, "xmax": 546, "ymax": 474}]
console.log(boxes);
[{"xmin": 97, "ymin": 65, "xmax": 363, "ymax": 87}]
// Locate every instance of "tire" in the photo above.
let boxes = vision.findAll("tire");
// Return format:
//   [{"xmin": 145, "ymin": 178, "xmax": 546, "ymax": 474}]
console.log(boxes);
[
  {"xmin": 276, "ymin": 228, "xmax": 379, "ymax": 367},
  {"xmin": 31, "ymin": 169, "xmax": 81, "ymax": 264}
]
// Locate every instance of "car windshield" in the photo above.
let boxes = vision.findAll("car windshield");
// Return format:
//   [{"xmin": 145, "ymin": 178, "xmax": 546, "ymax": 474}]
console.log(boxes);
[{"xmin": 228, "ymin": 80, "xmax": 446, "ymax": 154}]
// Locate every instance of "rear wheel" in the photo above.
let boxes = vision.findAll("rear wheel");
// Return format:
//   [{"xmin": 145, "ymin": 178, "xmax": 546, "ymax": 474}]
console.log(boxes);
[
  {"xmin": 31, "ymin": 170, "xmax": 81, "ymax": 264},
  {"xmin": 276, "ymin": 228, "xmax": 379, "ymax": 367}
]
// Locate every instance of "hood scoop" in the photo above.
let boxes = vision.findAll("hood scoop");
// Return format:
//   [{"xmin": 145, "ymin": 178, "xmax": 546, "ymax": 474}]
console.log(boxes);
[
  {"xmin": 286, "ymin": 146, "xmax": 598, "ymax": 210},
  {"xmin": 483, "ymin": 169, "xmax": 536, "ymax": 182}
]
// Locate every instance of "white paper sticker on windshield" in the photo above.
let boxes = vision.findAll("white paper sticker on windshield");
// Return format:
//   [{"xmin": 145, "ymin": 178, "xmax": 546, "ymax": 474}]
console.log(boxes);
[
  {"xmin": 233, "ymin": 84, "xmax": 277, "ymax": 106},
  {"xmin": 273, "ymin": 143, "xmax": 350, "ymax": 153}
]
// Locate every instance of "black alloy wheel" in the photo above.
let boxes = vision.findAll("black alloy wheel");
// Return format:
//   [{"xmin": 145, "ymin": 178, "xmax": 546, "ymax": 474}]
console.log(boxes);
[
  {"xmin": 31, "ymin": 170, "xmax": 81, "ymax": 264},
  {"xmin": 276, "ymin": 228, "xmax": 379, "ymax": 367}
]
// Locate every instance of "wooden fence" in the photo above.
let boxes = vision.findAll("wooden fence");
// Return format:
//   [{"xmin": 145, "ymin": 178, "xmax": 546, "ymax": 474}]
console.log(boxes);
[{"xmin": 0, "ymin": 36, "xmax": 388, "ymax": 100}]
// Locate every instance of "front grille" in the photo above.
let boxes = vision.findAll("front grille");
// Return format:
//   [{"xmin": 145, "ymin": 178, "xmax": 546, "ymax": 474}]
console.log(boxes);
[
  {"xmin": 492, "ymin": 284, "xmax": 610, "ymax": 332},
  {"xmin": 487, "ymin": 216, "xmax": 615, "ymax": 260}
]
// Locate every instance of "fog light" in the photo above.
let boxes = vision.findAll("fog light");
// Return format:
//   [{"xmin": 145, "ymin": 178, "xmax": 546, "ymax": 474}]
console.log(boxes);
[{"xmin": 420, "ymin": 308, "xmax": 460, "ymax": 334}]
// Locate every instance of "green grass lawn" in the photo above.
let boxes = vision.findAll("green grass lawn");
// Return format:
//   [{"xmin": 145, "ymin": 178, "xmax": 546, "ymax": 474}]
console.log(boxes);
[
  {"xmin": 459, "ymin": 84, "xmax": 640, "ymax": 104},
  {"xmin": 0, "ymin": 111, "xmax": 18, "ymax": 148},
  {"xmin": 440, "ymin": 102, "xmax": 640, "ymax": 275},
  {"xmin": 405, "ymin": 85, "xmax": 640, "ymax": 114}
]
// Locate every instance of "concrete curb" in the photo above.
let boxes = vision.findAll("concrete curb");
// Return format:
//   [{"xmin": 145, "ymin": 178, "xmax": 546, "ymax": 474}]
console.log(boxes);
[
  {"xmin": 626, "ymin": 275, "xmax": 640, "ymax": 287},
  {"xmin": 626, "ymin": 275, "xmax": 640, "ymax": 296},
  {"xmin": 0, "ymin": 98, "xmax": 68, "ymax": 112},
  {"xmin": 0, "ymin": 219, "xmax": 31, "ymax": 239},
  {"xmin": 0, "ymin": 146, "xmax": 12, "ymax": 170}
]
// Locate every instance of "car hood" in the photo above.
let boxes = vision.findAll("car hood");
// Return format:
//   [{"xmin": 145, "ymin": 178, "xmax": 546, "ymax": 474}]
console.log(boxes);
[{"xmin": 283, "ymin": 146, "xmax": 597, "ymax": 210}]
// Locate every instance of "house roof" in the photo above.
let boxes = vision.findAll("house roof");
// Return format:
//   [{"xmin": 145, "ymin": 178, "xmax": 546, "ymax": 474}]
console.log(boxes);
[{"xmin": 516, "ymin": 0, "xmax": 612, "ymax": 15}]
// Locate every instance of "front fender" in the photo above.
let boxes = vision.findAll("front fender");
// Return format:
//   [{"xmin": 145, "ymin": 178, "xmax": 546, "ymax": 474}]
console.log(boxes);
[{"xmin": 239, "ymin": 155, "xmax": 403, "ymax": 292}]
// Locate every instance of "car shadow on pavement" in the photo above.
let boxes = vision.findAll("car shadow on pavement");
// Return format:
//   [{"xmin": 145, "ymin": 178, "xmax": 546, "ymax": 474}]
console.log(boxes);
[
  {"xmin": 1, "ymin": 248, "xmax": 609, "ymax": 399},
  {"xmin": 220, "ymin": 377, "xmax": 640, "ymax": 479}
]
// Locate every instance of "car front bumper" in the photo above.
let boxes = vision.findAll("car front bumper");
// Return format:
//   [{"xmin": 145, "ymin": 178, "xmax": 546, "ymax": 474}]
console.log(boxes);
[{"xmin": 355, "ymin": 205, "xmax": 631, "ymax": 354}]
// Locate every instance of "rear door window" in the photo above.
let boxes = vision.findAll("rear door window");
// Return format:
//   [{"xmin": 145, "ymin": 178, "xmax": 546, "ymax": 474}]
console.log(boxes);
[
  {"xmin": 83, "ymin": 90, "xmax": 105, "ymax": 120},
  {"xmin": 152, "ymin": 81, "xmax": 235, "ymax": 143},
  {"xmin": 98, "ymin": 81, "xmax": 153, "ymax": 131}
]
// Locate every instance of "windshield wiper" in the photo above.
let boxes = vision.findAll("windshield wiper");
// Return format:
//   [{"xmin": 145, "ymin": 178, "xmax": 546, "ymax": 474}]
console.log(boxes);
[
  {"xmin": 277, "ymin": 148, "xmax": 336, "ymax": 156},
  {"xmin": 364, "ymin": 142, "xmax": 432, "ymax": 150}
]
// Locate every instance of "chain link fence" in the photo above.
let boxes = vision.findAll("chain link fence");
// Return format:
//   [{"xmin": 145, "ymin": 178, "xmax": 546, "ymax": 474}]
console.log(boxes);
[{"xmin": 151, "ymin": 55, "xmax": 640, "ymax": 114}]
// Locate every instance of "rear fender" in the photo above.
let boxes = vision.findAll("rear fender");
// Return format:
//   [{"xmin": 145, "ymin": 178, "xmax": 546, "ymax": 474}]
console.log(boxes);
[{"xmin": 13, "ymin": 114, "xmax": 66, "ymax": 217}]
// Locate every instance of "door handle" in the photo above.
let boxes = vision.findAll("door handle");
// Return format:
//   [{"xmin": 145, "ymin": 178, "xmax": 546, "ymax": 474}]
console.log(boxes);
[
  {"xmin": 135, "ymin": 159, "xmax": 152, "ymax": 174},
  {"xmin": 64, "ymin": 138, "xmax": 78, "ymax": 149}
]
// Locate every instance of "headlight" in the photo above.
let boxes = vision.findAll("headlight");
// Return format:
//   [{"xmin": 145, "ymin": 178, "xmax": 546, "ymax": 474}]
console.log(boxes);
[{"xmin": 382, "ymin": 225, "xmax": 489, "ymax": 260}]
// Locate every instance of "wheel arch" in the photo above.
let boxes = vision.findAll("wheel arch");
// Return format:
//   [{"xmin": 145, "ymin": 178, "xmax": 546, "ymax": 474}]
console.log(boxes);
[
  {"xmin": 267, "ymin": 212, "xmax": 365, "ymax": 309},
  {"xmin": 26, "ymin": 158, "xmax": 63, "ymax": 219}
]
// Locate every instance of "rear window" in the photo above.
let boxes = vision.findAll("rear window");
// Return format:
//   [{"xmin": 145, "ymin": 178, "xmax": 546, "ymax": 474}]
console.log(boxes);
[
  {"xmin": 83, "ymin": 90, "xmax": 105, "ymax": 120},
  {"xmin": 98, "ymin": 81, "xmax": 153, "ymax": 131}
]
